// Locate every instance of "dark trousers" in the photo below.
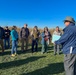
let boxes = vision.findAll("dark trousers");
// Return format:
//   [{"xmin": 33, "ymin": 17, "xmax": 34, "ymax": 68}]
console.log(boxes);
[
  {"xmin": 21, "ymin": 38, "xmax": 28, "ymax": 51},
  {"xmin": 0, "ymin": 39, "xmax": 4, "ymax": 53},
  {"xmin": 32, "ymin": 39, "xmax": 38, "ymax": 52},
  {"xmin": 4, "ymin": 38, "xmax": 10, "ymax": 49},
  {"xmin": 64, "ymin": 54, "xmax": 76, "ymax": 75}
]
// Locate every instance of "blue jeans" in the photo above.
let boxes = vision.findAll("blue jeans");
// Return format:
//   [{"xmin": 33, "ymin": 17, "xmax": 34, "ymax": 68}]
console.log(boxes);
[
  {"xmin": 11, "ymin": 40, "xmax": 17, "ymax": 54},
  {"xmin": 4, "ymin": 38, "xmax": 10, "ymax": 49},
  {"xmin": 41, "ymin": 41, "xmax": 48, "ymax": 53}
]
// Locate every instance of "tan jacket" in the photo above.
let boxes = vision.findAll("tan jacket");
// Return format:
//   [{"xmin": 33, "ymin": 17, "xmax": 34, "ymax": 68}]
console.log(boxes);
[{"xmin": 31, "ymin": 30, "xmax": 40, "ymax": 39}]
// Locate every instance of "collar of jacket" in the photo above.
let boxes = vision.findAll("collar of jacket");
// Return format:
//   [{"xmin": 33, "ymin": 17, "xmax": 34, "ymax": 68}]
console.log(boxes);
[
  {"xmin": 22, "ymin": 27, "xmax": 27, "ymax": 29},
  {"xmin": 63, "ymin": 23, "xmax": 75, "ymax": 32}
]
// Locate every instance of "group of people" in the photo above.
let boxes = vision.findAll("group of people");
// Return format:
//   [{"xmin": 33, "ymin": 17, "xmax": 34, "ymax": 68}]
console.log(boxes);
[
  {"xmin": 0, "ymin": 24, "xmax": 62, "ymax": 56},
  {"xmin": 0, "ymin": 16, "xmax": 76, "ymax": 75}
]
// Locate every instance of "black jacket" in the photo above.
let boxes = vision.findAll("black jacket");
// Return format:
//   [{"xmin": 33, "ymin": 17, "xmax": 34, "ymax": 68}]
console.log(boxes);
[
  {"xmin": 4, "ymin": 29, "xmax": 11, "ymax": 38},
  {"xmin": 0, "ymin": 27, "xmax": 5, "ymax": 39}
]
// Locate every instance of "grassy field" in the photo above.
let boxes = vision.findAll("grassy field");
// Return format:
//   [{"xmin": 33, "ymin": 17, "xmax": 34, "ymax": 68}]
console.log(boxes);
[{"xmin": 0, "ymin": 45, "xmax": 65, "ymax": 75}]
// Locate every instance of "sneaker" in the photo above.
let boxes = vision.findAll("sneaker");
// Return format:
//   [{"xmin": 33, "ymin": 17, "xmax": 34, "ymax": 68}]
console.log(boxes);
[
  {"xmin": 41, "ymin": 52, "xmax": 44, "ymax": 54},
  {"xmin": 14, "ymin": 53, "xmax": 17, "ymax": 56},
  {"xmin": 11, "ymin": 54, "xmax": 15, "ymax": 57},
  {"xmin": 41, "ymin": 52, "xmax": 45, "ymax": 54}
]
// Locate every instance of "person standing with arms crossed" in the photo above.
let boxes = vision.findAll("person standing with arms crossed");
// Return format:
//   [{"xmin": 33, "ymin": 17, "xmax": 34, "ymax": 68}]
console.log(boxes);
[{"xmin": 54, "ymin": 16, "xmax": 76, "ymax": 75}]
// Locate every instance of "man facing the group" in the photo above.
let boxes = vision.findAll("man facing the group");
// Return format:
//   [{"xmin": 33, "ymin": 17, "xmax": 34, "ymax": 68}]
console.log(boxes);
[
  {"xmin": 0, "ymin": 17, "xmax": 76, "ymax": 75},
  {"xmin": 55, "ymin": 16, "xmax": 76, "ymax": 75}
]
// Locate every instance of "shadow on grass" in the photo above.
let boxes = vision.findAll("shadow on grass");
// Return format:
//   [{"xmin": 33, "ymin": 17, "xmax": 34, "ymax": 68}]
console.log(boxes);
[
  {"xmin": 0, "ymin": 48, "xmax": 32, "ymax": 56},
  {"xmin": 21, "ymin": 62, "xmax": 64, "ymax": 75},
  {"xmin": 0, "ymin": 56, "xmax": 46, "ymax": 69},
  {"xmin": 0, "ymin": 46, "xmax": 54, "ymax": 56},
  {"xmin": 38, "ymin": 46, "xmax": 54, "ymax": 51}
]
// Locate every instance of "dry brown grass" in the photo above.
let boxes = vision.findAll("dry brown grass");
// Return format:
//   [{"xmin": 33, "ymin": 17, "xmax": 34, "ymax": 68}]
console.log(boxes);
[{"xmin": 4, "ymin": 27, "xmax": 63, "ymax": 44}]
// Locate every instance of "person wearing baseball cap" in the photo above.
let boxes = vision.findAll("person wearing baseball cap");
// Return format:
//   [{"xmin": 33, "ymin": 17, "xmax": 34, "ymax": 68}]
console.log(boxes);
[{"xmin": 54, "ymin": 16, "xmax": 76, "ymax": 75}]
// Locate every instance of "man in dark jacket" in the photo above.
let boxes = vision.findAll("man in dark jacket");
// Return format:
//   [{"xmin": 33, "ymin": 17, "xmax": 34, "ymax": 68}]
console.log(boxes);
[
  {"xmin": 20, "ymin": 24, "xmax": 30, "ymax": 52},
  {"xmin": 4, "ymin": 26, "xmax": 11, "ymax": 49},
  {"xmin": 55, "ymin": 17, "xmax": 76, "ymax": 75},
  {"xmin": 0, "ymin": 26, "xmax": 5, "ymax": 53}
]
